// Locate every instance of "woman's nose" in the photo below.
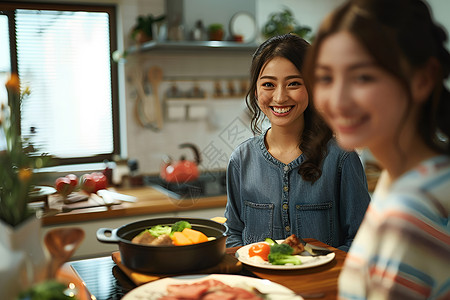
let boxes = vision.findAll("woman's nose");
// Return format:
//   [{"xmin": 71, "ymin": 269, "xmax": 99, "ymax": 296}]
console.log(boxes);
[
  {"xmin": 273, "ymin": 86, "xmax": 288, "ymax": 103},
  {"xmin": 329, "ymin": 81, "xmax": 351, "ymax": 112}
]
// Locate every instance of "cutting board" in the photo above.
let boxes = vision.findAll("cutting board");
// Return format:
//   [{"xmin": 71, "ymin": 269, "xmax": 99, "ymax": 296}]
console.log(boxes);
[{"xmin": 111, "ymin": 251, "xmax": 242, "ymax": 286}]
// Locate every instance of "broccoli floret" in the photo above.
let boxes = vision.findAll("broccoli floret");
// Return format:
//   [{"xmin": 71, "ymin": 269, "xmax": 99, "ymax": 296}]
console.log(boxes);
[
  {"xmin": 170, "ymin": 220, "xmax": 192, "ymax": 236},
  {"xmin": 268, "ymin": 243, "xmax": 302, "ymax": 265},
  {"xmin": 148, "ymin": 225, "xmax": 171, "ymax": 237}
]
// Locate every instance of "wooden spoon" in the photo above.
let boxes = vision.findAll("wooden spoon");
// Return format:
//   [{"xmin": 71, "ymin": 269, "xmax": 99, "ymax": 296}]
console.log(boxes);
[
  {"xmin": 148, "ymin": 66, "xmax": 164, "ymax": 129},
  {"xmin": 44, "ymin": 227, "xmax": 85, "ymax": 279}
]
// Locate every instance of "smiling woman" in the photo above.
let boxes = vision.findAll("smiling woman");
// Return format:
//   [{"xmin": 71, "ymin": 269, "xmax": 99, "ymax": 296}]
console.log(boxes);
[{"xmin": 0, "ymin": 2, "xmax": 119, "ymax": 165}]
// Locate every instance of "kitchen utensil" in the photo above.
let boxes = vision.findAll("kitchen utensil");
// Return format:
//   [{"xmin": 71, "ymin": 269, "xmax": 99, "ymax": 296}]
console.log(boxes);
[
  {"xmin": 44, "ymin": 228, "xmax": 85, "ymax": 278},
  {"xmin": 97, "ymin": 189, "xmax": 137, "ymax": 202},
  {"xmin": 297, "ymin": 236, "xmax": 333, "ymax": 256},
  {"xmin": 131, "ymin": 68, "xmax": 159, "ymax": 130},
  {"xmin": 96, "ymin": 217, "xmax": 226, "ymax": 274},
  {"xmin": 148, "ymin": 65, "xmax": 164, "ymax": 129},
  {"xmin": 160, "ymin": 143, "xmax": 201, "ymax": 183}
]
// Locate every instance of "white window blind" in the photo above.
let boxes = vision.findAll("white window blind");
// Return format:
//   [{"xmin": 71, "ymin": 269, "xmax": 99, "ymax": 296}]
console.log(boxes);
[{"xmin": 15, "ymin": 9, "xmax": 114, "ymax": 158}]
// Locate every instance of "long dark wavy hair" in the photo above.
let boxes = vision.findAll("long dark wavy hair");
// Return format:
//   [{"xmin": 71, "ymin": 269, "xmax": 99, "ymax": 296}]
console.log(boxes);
[
  {"xmin": 304, "ymin": 0, "xmax": 450, "ymax": 155},
  {"xmin": 246, "ymin": 34, "xmax": 332, "ymax": 182}
]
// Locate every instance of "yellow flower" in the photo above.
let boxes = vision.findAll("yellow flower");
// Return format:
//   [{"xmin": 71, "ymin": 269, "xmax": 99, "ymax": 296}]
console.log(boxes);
[{"xmin": 5, "ymin": 73, "xmax": 20, "ymax": 93}]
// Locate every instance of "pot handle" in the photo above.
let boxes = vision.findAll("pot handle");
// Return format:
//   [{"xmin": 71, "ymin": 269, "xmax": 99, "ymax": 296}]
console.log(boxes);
[{"xmin": 96, "ymin": 228, "xmax": 119, "ymax": 243}]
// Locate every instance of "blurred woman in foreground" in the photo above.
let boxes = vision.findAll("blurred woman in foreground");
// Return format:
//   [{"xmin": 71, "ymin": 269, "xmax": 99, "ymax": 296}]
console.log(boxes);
[{"xmin": 305, "ymin": 0, "xmax": 450, "ymax": 298}]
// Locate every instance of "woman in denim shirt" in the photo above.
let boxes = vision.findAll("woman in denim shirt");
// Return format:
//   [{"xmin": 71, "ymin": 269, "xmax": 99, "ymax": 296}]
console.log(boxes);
[{"xmin": 224, "ymin": 34, "xmax": 371, "ymax": 251}]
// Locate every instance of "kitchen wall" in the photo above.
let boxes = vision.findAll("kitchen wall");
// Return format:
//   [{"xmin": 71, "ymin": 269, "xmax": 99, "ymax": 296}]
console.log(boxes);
[
  {"xmin": 120, "ymin": 0, "xmax": 347, "ymax": 175},
  {"xmin": 22, "ymin": 0, "xmax": 450, "ymax": 175}
]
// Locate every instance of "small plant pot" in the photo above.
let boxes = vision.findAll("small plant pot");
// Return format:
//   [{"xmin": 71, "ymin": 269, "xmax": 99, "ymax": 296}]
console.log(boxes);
[{"xmin": 209, "ymin": 29, "xmax": 224, "ymax": 41}]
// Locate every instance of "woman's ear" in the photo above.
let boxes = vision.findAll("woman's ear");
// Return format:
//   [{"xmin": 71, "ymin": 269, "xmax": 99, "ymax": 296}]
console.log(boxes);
[{"xmin": 411, "ymin": 57, "xmax": 439, "ymax": 103}]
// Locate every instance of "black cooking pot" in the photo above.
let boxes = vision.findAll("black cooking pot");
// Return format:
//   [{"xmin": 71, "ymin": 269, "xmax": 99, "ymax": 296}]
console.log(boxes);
[{"xmin": 96, "ymin": 217, "xmax": 226, "ymax": 274}]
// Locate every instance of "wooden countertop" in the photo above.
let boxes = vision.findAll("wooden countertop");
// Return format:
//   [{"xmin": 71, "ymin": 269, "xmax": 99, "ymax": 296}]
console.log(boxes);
[{"xmin": 42, "ymin": 186, "xmax": 227, "ymax": 226}]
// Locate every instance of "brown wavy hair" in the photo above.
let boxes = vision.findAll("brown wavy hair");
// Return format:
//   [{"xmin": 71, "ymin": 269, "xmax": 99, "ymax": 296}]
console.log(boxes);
[
  {"xmin": 246, "ymin": 34, "xmax": 332, "ymax": 182},
  {"xmin": 304, "ymin": 0, "xmax": 450, "ymax": 155}
]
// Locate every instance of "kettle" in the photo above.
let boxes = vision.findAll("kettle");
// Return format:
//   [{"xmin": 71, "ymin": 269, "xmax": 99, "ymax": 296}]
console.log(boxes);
[{"xmin": 160, "ymin": 143, "xmax": 201, "ymax": 183}]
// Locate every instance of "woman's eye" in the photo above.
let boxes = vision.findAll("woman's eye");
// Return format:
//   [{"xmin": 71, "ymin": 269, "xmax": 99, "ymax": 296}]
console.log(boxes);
[
  {"xmin": 315, "ymin": 75, "xmax": 331, "ymax": 84},
  {"xmin": 355, "ymin": 74, "xmax": 375, "ymax": 83},
  {"xmin": 262, "ymin": 82, "xmax": 274, "ymax": 87},
  {"xmin": 288, "ymin": 81, "xmax": 302, "ymax": 87}
]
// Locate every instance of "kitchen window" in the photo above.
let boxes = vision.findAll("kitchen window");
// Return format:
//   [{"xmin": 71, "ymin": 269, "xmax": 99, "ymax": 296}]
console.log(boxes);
[{"xmin": 0, "ymin": 2, "xmax": 119, "ymax": 165}]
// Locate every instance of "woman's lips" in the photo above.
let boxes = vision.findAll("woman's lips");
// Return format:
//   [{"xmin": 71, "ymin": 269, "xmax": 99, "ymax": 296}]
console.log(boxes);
[
  {"xmin": 271, "ymin": 106, "xmax": 293, "ymax": 116},
  {"xmin": 333, "ymin": 116, "xmax": 368, "ymax": 133}
]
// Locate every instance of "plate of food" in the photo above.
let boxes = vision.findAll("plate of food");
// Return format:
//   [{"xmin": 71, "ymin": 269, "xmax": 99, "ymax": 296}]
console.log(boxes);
[
  {"xmin": 122, "ymin": 274, "xmax": 303, "ymax": 300},
  {"xmin": 236, "ymin": 235, "xmax": 335, "ymax": 270}
]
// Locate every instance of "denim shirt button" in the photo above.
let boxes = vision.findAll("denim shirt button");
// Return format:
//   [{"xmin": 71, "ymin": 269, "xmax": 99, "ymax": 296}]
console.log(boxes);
[
  {"xmin": 282, "ymin": 203, "xmax": 288, "ymax": 210},
  {"xmin": 285, "ymin": 225, "xmax": 290, "ymax": 232},
  {"xmin": 283, "ymin": 186, "xmax": 289, "ymax": 192},
  {"xmin": 283, "ymin": 165, "xmax": 289, "ymax": 172}
]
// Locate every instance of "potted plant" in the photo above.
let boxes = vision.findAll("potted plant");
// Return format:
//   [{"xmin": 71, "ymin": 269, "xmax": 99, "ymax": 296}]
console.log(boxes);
[
  {"xmin": 0, "ymin": 74, "xmax": 53, "ymax": 298},
  {"xmin": 208, "ymin": 23, "xmax": 224, "ymax": 41},
  {"xmin": 262, "ymin": 8, "xmax": 312, "ymax": 40},
  {"xmin": 131, "ymin": 13, "xmax": 166, "ymax": 44}
]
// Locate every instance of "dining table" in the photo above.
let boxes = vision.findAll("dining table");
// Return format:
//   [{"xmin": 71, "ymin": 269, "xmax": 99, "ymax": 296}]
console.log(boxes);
[{"xmin": 60, "ymin": 238, "xmax": 347, "ymax": 300}]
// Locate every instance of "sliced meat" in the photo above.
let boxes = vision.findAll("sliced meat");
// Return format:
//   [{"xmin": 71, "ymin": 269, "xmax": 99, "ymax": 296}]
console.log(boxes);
[
  {"xmin": 282, "ymin": 234, "xmax": 305, "ymax": 254},
  {"xmin": 163, "ymin": 279, "xmax": 263, "ymax": 300},
  {"xmin": 151, "ymin": 234, "xmax": 173, "ymax": 246},
  {"xmin": 165, "ymin": 282, "xmax": 209, "ymax": 299},
  {"xmin": 131, "ymin": 231, "xmax": 156, "ymax": 245}
]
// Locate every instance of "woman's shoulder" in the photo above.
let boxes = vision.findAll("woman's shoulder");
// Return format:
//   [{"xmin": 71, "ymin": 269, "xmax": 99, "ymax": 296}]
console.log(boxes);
[
  {"xmin": 325, "ymin": 139, "xmax": 360, "ymax": 161},
  {"xmin": 230, "ymin": 134, "xmax": 261, "ymax": 159}
]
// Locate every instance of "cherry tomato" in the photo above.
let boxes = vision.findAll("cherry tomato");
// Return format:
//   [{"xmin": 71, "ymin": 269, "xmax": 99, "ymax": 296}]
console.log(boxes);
[{"xmin": 248, "ymin": 243, "xmax": 271, "ymax": 261}]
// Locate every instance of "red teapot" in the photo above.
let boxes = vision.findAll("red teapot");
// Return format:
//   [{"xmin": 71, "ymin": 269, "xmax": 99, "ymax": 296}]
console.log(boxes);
[{"xmin": 160, "ymin": 143, "xmax": 201, "ymax": 183}]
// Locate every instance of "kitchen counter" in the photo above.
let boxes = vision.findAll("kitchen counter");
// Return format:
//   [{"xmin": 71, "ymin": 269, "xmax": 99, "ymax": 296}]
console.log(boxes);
[
  {"xmin": 42, "ymin": 186, "xmax": 227, "ymax": 226},
  {"xmin": 41, "ymin": 186, "xmax": 227, "ymax": 259}
]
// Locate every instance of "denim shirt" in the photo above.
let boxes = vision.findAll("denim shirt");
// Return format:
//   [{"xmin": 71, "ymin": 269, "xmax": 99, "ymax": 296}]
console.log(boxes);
[{"xmin": 224, "ymin": 131, "xmax": 371, "ymax": 251}]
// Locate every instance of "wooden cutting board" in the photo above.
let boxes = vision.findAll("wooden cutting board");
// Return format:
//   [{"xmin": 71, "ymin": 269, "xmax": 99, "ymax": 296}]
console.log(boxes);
[{"xmin": 111, "ymin": 251, "xmax": 242, "ymax": 286}]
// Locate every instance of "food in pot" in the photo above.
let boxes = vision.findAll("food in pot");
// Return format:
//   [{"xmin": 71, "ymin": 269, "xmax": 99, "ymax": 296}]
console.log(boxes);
[
  {"xmin": 158, "ymin": 278, "xmax": 263, "ymax": 300},
  {"xmin": 131, "ymin": 220, "xmax": 212, "ymax": 246}
]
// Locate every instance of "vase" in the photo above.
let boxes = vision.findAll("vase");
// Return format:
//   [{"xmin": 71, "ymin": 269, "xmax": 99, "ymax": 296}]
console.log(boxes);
[{"xmin": 0, "ymin": 216, "xmax": 50, "ymax": 300}]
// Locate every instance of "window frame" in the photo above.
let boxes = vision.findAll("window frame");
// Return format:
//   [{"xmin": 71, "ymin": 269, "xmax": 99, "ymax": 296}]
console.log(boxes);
[{"xmin": 0, "ymin": 1, "xmax": 120, "ymax": 165}]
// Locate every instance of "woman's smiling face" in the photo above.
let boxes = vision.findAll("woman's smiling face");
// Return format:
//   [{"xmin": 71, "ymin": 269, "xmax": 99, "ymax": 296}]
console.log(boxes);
[
  {"xmin": 256, "ymin": 56, "xmax": 309, "ymax": 130},
  {"xmin": 313, "ymin": 31, "xmax": 409, "ymax": 151}
]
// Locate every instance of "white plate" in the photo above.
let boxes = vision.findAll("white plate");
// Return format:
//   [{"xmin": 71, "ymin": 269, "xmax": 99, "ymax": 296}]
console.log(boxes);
[
  {"xmin": 122, "ymin": 274, "xmax": 303, "ymax": 300},
  {"xmin": 229, "ymin": 12, "xmax": 257, "ymax": 43},
  {"xmin": 236, "ymin": 240, "xmax": 335, "ymax": 270}
]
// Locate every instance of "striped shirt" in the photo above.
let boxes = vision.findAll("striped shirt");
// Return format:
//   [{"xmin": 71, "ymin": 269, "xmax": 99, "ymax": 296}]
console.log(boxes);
[{"xmin": 338, "ymin": 155, "xmax": 450, "ymax": 299}]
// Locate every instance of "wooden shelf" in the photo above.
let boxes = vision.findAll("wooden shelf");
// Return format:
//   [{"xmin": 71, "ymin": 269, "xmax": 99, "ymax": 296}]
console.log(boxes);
[{"xmin": 127, "ymin": 40, "xmax": 258, "ymax": 54}]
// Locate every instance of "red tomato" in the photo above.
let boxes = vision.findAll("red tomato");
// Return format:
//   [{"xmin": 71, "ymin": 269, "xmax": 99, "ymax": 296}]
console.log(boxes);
[
  {"xmin": 248, "ymin": 243, "xmax": 271, "ymax": 261},
  {"xmin": 66, "ymin": 174, "xmax": 78, "ymax": 187},
  {"xmin": 91, "ymin": 172, "xmax": 108, "ymax": 191},
  {"xmin": 55, "ymin": 177, "xmax": 74, "ymax": 196},
  {"xmin": 80, "ymin": 174, "xmax": 96, "ymax": 193}
]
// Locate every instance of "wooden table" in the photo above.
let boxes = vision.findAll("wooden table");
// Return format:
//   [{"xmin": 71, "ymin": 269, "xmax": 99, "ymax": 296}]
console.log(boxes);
[
  {"xmin": 62, "ymin": 238, "xmax": 346, "ymax": 300},
  {"xmin": 227, "ymin": 238, "xmax": 347, "ymax": 300}
]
